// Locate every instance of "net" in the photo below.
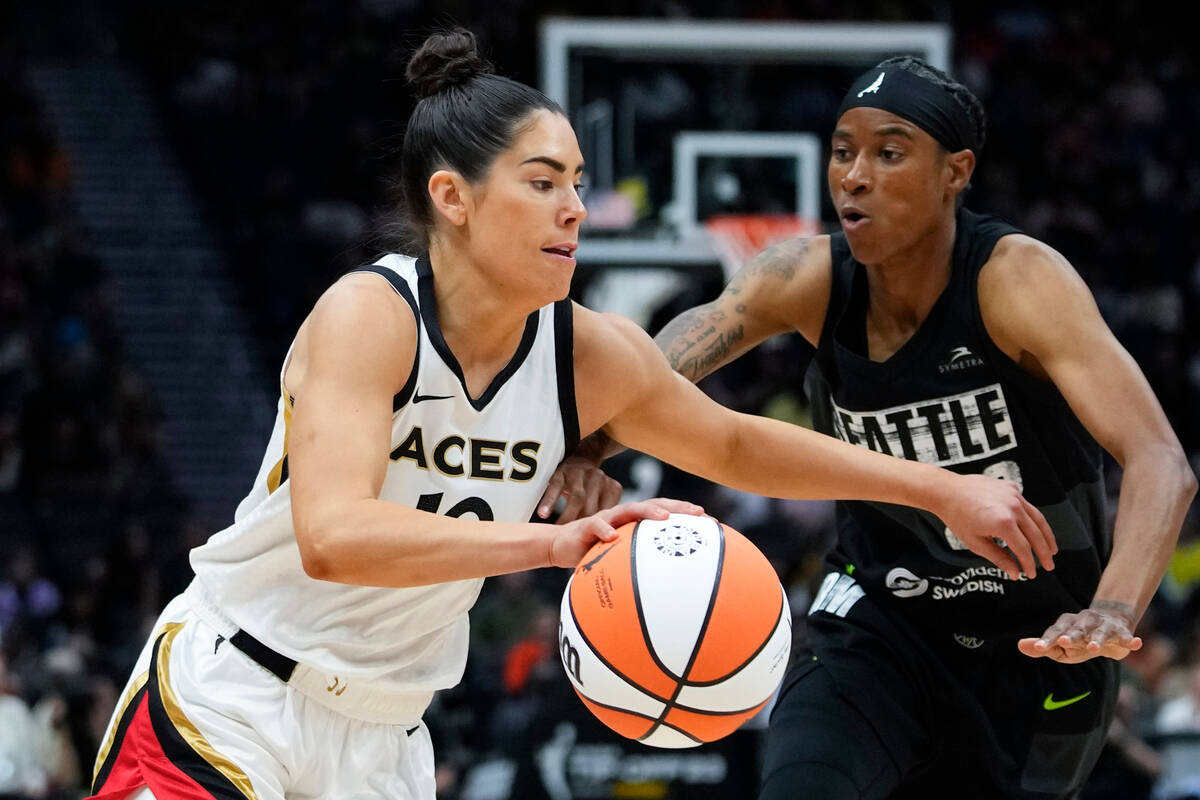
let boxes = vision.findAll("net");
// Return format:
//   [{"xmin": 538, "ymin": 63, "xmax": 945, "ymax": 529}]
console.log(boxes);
[{"xmin": 702, "ymin": 214, "xmax": 820, "ymax": 278}]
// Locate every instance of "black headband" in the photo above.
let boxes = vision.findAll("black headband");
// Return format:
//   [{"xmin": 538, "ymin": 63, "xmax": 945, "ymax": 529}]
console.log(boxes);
[{"xmin": 837, "ymin": 68, "xmax": 978, "ymax": 154}]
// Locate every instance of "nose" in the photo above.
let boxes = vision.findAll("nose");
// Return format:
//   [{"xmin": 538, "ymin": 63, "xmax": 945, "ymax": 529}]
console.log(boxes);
[
  {"xmin": 561, "ymin": 188, "xmax": 587, "ymax": 227},
  {"xmin": 840, "ymin": 155, "xmax": 872, "ymax": 195}
]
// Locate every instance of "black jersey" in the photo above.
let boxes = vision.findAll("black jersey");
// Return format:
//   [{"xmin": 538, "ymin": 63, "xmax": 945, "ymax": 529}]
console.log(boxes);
[{"xmin": 804, "ymin": 208, "xmax": 1108, "ymax": 643}]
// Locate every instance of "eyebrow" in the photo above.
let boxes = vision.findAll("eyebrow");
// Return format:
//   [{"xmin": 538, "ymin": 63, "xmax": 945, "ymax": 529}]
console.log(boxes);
[
  {"xmin": 519, "ymin": 155, "xmax": 585, "ymax": 174},
  {"xmin": 831, "ymin": 124, "xmax": 916, "ymax": 142}
]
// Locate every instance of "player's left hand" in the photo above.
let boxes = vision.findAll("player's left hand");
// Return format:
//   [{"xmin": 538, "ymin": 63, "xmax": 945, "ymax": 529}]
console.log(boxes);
[{"xmin": 1017, "ymin": 601, "xmax": 1142, "ymax": 663}]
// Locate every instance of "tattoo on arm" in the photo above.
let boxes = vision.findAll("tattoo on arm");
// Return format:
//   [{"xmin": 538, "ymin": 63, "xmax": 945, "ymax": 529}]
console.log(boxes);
[
  {"xmin": 744, "ymin": 237, "xmax": 809, "ymax": 281},
  {"xmin": 676, "ymin": 325, "xmax": 745, "ymax": 381},
  {"xmin": 655, "ymin": 236, "xmax": 808, "ymax": 382},
  {"xmin": 655, "ymin": 307, "xmax": 725, "ymax": 375}
]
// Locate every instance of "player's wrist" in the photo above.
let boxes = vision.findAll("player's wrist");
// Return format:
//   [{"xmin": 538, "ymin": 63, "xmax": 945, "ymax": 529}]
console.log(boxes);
[{"xmin": 910, "ymin": 463, "xmax": 960, "ymax": 517}]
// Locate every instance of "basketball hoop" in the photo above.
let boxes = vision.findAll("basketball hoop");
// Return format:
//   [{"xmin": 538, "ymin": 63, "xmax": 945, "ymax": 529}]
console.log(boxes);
[{"xmin": 703, "ymin": 214, "xmax": 819, "ymax": 279}]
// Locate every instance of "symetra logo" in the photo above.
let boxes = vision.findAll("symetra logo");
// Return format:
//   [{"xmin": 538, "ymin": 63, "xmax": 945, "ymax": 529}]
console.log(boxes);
[
  {"xmin": 938, "ymin": 346, "xmax": 986, "ymax": 374},
  {"xmin": 858, "ymin": 72, "xmax": 885, "ymax": 97}
]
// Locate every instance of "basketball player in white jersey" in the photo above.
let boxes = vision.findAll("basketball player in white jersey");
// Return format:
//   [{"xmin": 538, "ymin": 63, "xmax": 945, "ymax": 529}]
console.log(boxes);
[{"xmin": 87, "ymin": 29, "xmax": 1058, "ymax": 800}]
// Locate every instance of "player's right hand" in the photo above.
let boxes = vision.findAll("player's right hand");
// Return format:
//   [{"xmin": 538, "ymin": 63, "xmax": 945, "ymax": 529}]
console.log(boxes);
[
  {"xmin": 935, "ymin": 474, "xmax": 1057, "ymax": 581},
  {"xmin": 548, "ymin": 498, "xmax": 705, "ymax": 568}
]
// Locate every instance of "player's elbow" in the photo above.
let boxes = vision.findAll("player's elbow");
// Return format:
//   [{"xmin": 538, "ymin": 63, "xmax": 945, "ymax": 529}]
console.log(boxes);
[
  {"xmin": 1139, "ymin": 442, "xmax": 1198, "ymax": 509},
  {"xmin": 1179, "ymin": 454, "xmax": 1199, "ymax": 505},
  {"xmin": 293, "ymin": 511, "xmax": 343, "ymax": 581}
]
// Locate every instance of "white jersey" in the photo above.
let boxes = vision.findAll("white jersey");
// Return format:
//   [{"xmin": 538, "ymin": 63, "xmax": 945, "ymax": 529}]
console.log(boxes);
[{"xmin": 189, "ymin": 253, "xmax": 578, "ymax": 706}]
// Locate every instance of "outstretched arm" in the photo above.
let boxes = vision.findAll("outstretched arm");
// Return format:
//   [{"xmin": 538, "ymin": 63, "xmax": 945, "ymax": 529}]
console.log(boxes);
[
  {"xmin": 978, "ymin": 236, "xmax": 1197, "ymax": 662},
  {"xmin": 539, "ymin": 235, "xmax": 831, "ymax": 521},
  {"xmin": 573, "ymin": 304, "xmax": 1057, "ymax": 581},
  {"xmin": 286, "ymin": 273, "xmax": 701, "ymax": 588}
]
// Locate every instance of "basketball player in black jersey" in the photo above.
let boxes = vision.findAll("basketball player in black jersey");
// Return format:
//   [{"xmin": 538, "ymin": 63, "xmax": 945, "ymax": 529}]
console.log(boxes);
[{"xmin": 545, "ymin": 57, "xmax": 1196, "ymax": 798}]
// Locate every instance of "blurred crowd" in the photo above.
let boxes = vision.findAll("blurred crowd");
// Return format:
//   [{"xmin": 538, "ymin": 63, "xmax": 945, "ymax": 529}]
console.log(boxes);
[{"xmin": 2, "ymin": 1, "xmax": 1200, "ymax": 798}]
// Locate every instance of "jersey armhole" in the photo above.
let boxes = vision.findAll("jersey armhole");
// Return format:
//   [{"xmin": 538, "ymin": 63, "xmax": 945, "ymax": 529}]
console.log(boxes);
[
  {"xmin": 554, "ymin": 299, "xmax": 580, "ymax": 455},
  {"xmin": 350, "ymin": 265, "xmax": 421, "ymax": 410}
]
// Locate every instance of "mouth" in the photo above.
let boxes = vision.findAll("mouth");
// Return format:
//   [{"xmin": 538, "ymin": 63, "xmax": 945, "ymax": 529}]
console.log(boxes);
[
  {"xmin": 840, "ymin": 209, "xmax": 870, "ymax": 230},
  {"xmin": 541, "ymin": 244, "xmax": 578, "ymax": 260}
]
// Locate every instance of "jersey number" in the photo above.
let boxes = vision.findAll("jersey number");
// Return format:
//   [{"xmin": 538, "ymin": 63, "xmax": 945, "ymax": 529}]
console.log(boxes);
[{"xmin": 416, "ymin": 492, "xmax": 494, "ymax": 521}]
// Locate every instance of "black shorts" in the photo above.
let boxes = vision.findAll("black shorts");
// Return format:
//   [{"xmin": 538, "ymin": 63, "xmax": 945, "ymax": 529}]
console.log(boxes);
[{"xmin": 759, "ymin": 587, "xmax": 1118, "ymax": 800}]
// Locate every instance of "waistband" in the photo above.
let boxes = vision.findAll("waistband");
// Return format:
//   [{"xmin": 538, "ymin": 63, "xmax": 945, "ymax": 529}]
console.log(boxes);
[{"xmin": 183, "ymin": 580, "xmax": 432, "ymax": 727}]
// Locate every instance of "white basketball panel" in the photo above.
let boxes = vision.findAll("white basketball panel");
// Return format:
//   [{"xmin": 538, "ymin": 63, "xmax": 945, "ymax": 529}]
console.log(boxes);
[
  {"xmin": 633, "ymin": 514, "xmax": 723, "ymax": 676},
  {"xmin": 638, "ymin": 725, "xmax": 703, "ymax": 750}
]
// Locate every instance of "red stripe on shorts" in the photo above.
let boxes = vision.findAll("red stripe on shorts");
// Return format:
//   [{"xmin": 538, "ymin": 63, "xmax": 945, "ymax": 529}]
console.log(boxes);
[{"xmin": 87, "ymin": 692, "xmax": 231, "ymax": 800}]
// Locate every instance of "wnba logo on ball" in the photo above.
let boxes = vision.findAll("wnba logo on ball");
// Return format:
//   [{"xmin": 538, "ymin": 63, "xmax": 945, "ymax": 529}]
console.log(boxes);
[
  {"xmin": 559, "ymin": 621, "xmax": 582, "ymax": 684},
  {"xmin": 653, "ymin": 524, "xmax": 706, "ymax": 557}
]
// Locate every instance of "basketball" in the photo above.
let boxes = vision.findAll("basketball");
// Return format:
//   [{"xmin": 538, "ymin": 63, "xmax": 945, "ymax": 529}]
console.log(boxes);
[{"xmin": 559, "ymin": 513, "xmax": 791, "ymax": 749}]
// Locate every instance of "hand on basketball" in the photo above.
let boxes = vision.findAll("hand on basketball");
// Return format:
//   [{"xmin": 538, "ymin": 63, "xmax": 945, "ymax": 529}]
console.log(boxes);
[
  {"xmin": 936, "ymin": 474, "xmax": 1057, "ymax": 581},
  {"xmin": 538, "ymin": 454, "xmax": 624, "ymax": 523},
  {"xmin": 1018, "ymin": 602, "xmax": 1142, "ymax": 663},
  {"xmin": 549, "ymin": 498, "xmax": 705, "ymax": 568}
]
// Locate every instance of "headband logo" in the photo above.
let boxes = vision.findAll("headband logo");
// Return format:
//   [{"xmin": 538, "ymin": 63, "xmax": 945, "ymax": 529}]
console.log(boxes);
[{"xmin": 858, "ymin": 72, "xmax": 885, "ymax": 98}]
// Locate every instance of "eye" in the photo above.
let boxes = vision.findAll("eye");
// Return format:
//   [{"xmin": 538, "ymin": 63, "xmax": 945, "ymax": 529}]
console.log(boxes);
[
  {"xmin": 880, "ymin": 148, "xmax": 902, "ymax": 161},
  {"xmin": 532, "ymin": 179, "xmax": 554, "ymax": 191},
  {"xmin": 831, "ymin": 146, "xmax": 851, "ymax": 161},
  {"xmin": 574, "ymin": 182, "xmax": 588, "ymax": 199}
]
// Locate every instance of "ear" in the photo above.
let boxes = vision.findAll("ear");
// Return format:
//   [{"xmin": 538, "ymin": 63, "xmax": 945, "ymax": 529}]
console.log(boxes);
[
  {"xmin": 944, "ymin": 149, "xmax": 976, "ymax": 198},
  {"xmin": 428, "ymin": 170, "xmax": 471, "ymax": 228}
]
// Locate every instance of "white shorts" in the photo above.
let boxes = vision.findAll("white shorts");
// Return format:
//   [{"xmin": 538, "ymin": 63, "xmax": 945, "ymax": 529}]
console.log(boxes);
[{"xmin": 88, "ymin": 593, "xmax": 437, "ymax": 800}]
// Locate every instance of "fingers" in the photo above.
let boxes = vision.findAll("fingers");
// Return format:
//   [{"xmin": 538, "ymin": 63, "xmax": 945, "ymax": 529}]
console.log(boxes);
[
  {"xmin": 1018, "ymin": 610, "xmax": 1144, "ymax": 662},
  {"xmin": 1016, "ymin": 501, "xmax": 1054, "ymax": 573},
  {"xmin": 996, "ymin": 524, "xmax": 1037, "ymax": 581},
  {"xmin": 1024, "ymin": 499, "xmax": 1057, "ymax": 557},
  {"xmin": 557, "ymin": 475, "xmax": 587, "ymax": 524},
  {"xmin": 1017, "ymin": 500, "xmax": 1053, "ymax": 570},
  {"xmin": 969, "ymin": 536, "xmax": 1022, "ymax": 581},
  {"xmin": 537, "ymin": 469, "xmax": 566, "ymax": 519},
  {"xmin": 599, "ymin": 476, "xmax": 623, "ymax": 514},
  {"xmin": 592, "ymin": 518, "xmax": 618, "ymax": 542},
  {"xmin": 598, "ymin": 497, "xmax": 705, "ymax": 528}
]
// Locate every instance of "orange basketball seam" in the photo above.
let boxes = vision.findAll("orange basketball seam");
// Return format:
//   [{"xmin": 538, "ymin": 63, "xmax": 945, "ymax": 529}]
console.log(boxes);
[{"xmin": 681, "ymin": 586, "xmax": 788, "ymax": 686}]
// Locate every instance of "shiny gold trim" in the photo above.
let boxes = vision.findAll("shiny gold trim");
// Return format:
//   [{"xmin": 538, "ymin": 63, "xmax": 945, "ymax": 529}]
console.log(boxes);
[
  {"xmin": 266, "ymin": 393, "xmax": 293, "ymax": 494},
  {"xmin": 92, "ymin": 669, "xmax": 149, "ymax": 783},
  {"xmin": 156, "ymin": 622, "xmax": 260, "ymax": 800}
]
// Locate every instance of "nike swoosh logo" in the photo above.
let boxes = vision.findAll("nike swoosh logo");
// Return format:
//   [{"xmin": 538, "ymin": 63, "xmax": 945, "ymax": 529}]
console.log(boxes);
[
  {"xmin": 413, "ymin": 392, "xmax": 453, "ymax": 403},
  {"xmin": 1043, "ymin": 691, "xmax": 1091, "ymax": 711}
]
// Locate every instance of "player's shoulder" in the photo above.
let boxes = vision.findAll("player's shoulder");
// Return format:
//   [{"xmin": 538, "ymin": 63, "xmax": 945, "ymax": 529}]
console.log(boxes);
[
  {"xmin": 983, "ymin": 233, "xmax": 1077, "ymax": 286},
  {"xmin": 572, "ymin": 302, "xmax": 653, "ymax": 359},
  {"xmin": 979, "ymin": 235, "xmax": 1094, "ymax": 309},
  {"xmin": 311, "ymin": 263, "xmax": 418, "ymax": 333}
]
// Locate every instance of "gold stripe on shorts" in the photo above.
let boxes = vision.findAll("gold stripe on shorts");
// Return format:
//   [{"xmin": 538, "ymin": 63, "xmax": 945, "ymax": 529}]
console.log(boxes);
[
  {"xmin": 157, "ymin": 622, "xmax": 261, "ymax": 800},
  {"xmin": 92, "ymin": 669, "xmax": 149, "ymax": 783}
]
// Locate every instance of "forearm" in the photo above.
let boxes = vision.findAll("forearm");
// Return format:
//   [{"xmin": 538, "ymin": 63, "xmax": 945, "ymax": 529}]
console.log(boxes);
[
  {"xmin": 686, "ymin": 411, "xmax": 951, "ymax": 511},
  {"xmin": 1093, "ymin": 445, "xmax": 1197, "ymax": 620},
  {"xmin": 297, "ymin": 499, "xmax": 554, "ymax": 588}
]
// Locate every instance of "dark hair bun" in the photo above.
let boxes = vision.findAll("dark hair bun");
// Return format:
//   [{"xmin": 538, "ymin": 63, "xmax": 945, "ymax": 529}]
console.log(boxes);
[{"xmin": 406, "ymin": 28, "xmax": 493, "ymax": 99}]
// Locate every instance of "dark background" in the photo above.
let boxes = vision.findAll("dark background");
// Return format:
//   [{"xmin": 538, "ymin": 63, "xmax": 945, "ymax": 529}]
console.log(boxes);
[{"xmin": 1, "ymin": 2, "xmax": 1198, "ymax": 798}]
